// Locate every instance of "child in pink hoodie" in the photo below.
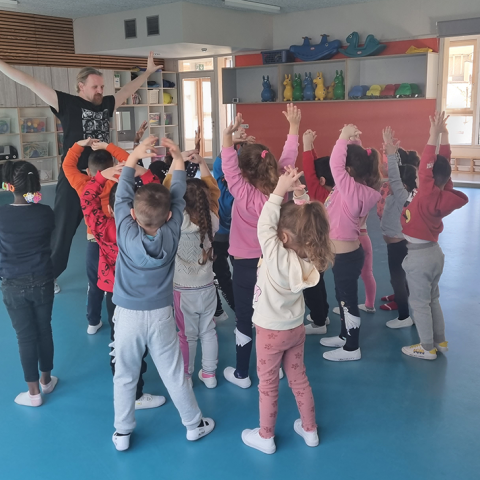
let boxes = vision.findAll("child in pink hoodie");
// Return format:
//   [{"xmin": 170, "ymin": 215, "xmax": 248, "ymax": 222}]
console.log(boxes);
[
  {"xmin": 320, "ymin": 124, "xmax": 381, "ymax": 362},
  {"xmin": 221, "ymin": 105, "xmax": 300, "ymax": 388}
]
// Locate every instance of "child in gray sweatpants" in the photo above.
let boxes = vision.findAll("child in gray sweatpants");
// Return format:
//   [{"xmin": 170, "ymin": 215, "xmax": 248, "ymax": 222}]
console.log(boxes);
[
  {"xmin": 398, "ymin": 112, "xmax": 468, "ymax": 360},
  {"xmin": 111, "ymin": 136, "xmax": 215, "ymax": 451}
]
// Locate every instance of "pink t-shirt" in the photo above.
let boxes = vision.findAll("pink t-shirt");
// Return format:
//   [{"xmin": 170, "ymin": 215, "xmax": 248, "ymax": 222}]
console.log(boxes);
[
  {"xmin": 326, "ymin": 139, "xmax": 381, "ymax": 242},
  {"xmin": 222, "ymin": 135, "xmax": 299, "ymax": 258}
]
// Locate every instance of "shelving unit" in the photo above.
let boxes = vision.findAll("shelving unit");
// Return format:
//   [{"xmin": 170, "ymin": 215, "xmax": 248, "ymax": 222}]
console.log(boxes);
[{"xmin": 222, "ymin": 53, "xmax": 438, "ymax": 104}]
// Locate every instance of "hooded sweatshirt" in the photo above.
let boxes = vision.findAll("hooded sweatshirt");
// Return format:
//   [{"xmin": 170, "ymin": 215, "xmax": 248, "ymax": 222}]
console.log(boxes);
[
  {"xmin": 326, "ymin": 139, "xmax": 381, "ymax": 241},
  {"xmin": 112, "ymin": 167, "xmax": 186, "ymax": 310},
  {"xmin": 252, "ymin": 193, "xmax": 320, "ymax": 331}
]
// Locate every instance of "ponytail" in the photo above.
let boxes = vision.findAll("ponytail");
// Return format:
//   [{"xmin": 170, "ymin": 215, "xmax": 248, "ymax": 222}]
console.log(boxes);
[{"xmin": 1, "ymin": 161, "xmax": 41, "ymax": 201}]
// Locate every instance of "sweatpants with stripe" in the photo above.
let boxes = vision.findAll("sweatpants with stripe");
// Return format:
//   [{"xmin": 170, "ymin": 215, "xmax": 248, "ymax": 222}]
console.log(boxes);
[
  {"xmin": 113, "ymin": 306, "xmax": 202, "ymax": 434},
  {"xmin": 174, "ymin": 284, "xmax": 218, "ymax": 378}
]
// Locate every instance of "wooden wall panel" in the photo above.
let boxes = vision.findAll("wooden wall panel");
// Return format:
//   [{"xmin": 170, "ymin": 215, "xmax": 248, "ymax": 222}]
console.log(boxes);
[{"xmin": 0, "ymin": 11, "xmax": 164, "ymax": 70}]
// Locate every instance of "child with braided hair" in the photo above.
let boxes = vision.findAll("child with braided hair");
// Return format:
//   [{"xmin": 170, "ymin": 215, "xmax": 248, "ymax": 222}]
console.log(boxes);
[
  {"xmin": 165, "ymin": 154, "xmax": 221, "ymax": 387},
  {"xmin": 0, "ymin": 161, "xmax": 57, "ymax": 407}
]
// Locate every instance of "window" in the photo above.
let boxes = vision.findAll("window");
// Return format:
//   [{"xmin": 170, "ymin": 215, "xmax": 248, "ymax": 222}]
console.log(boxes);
[
  {"xmin": 146, "ymin": 16, "xmax": 159, "ymax": 36},
  {"xmin": 179, "ymin": 58, "xmax": 214, "ymax": 72},
  {"xmin": 124, "ymin": 19, "xmax": 137, "ymax": 39},
  {"xmin": 442, "ymin": 37, "xmax": 479, "ymax": 145}
]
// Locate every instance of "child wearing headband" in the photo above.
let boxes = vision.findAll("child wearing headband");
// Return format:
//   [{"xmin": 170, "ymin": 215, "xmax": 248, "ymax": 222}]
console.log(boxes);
[
  {"xmin": 221, "ymin": 105, "xmax": 300, "ymax": 388},
  {"xmin": 0, "ymin": 161, "xmax": 57, "ymax": 407}
]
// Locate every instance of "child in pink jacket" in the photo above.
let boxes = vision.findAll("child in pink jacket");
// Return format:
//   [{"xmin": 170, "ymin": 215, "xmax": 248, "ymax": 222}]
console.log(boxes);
[
  {"xmin": 320, "ymin": 124, "xmax": 381, "ymax": 362},
  {"xmin": 221, "ymin": 105, "xmax": 300, "ymax": 388}
]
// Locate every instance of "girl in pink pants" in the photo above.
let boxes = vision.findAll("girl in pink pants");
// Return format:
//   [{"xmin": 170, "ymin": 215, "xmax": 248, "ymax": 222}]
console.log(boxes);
[{"xmin": 241, "ymin": 168, "xmax": 334, "ymax": 454}]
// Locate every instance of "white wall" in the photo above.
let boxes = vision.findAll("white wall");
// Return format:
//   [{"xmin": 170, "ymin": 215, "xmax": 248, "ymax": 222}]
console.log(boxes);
[{"xmin": 273, "ymin": 0, "xmax": 480, "ymax": 49}]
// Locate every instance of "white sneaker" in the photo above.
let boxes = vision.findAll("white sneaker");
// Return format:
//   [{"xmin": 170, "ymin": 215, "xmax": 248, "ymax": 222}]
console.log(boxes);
[
  {"xmin": 294, "ymin": 419, "xmax": 319, "ymax": 447},
  {"xmin": 402, "ymin": 344, "xmax": 437, "ymax": 360},
  {"xmin": 112, "ymin": 432, "xmax": 131, "ymax": 451},
  {"xmin": 87, "ymin": 321, "xmax": 102, "ymax": 335},
  {"xmin": 54, "ymin": 280, "xmax": 61, "ymax": 294},
  {"xmin": 198, "ymin": 370, "xmax": 217, "ymax": 389},
  {"xmin": 305, "ymin": 323, "xmax": 327, "ymax": 335},
  {"xmin": 332, "ymin": 307, "xmax": 340, "ymax": 315},
  {"xmin": 214, "ymin": 312, "xmax": 228, "ymax": 322},
  {"xmin": 359, "ymin": 304, "xmax": 376, "ymax": 313},
  {"xmin": 386, "ymin": 317, "xmax": 414, "ymax": 329},
  {"xmin": 279, "ymin": 367, "xmax": 284, "ymax": 379},
  {"xmin": 306, "ymin": 314, "xmax": 330, "ymax": 325},
  {"xmin": 241, "ymin": 428, "xmax": 276, "ymax": 454},
  {"xmin": 320, "ymin": 336, "xmax": 345, "ymax": 348},
  {"xmin": 323, "ymin": 347, "xmax": 361, "ymax": 362},
  {"xmin": 435, "ymin": 341, "xmax": 448, "ymax": 353},
  {"xmin": 223, "ymin": 366, "xmax": 251, "ymax": 389},
  {"xmin": 135, "ymin": 393, "xmax": 166, "ymax": 410},
  {"xmin": 186, "ymin": 418, "xmax": 215, "ymax": 441}
]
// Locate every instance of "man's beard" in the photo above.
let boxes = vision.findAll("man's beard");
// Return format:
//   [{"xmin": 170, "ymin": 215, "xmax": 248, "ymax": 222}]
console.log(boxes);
[{"xmin": 91, "ymin": 94, "xmax": 103, "ymax": 105}]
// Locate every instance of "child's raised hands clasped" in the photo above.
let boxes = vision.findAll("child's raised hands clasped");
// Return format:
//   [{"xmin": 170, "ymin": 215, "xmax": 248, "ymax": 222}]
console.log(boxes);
[
  {"xmin": 339, "ymin": 124, "xmax": 362, "ymax": 141},
  {"xmin": 429, "ymin": 111, "xmax": 449, "ymax": 136},
  {"xmin": 100, "ymin": 164, "xmax": 124, "ymax": 182},
  {"xmin": 274, "ymin": 166, "xmax": 305, "ymax": 197},
  {"xmin": 303, "ymin": 129, "xmax": 317, "ymax": 150},
  {"xmin": 77, "ymin": 137, "xmax": 95, "ymax": 148},
  {"xmin": 382, "ymin": 126, "xmax": 400, "ymax": 156}
]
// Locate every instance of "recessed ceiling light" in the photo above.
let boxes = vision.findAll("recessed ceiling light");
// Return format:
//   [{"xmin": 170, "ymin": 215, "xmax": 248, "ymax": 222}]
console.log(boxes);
[{"xmin": 224, "ymin": 0, "xmax": 280, "ymax": 14}]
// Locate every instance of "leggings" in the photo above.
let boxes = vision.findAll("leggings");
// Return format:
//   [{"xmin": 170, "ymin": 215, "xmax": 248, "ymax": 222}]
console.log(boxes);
[
  {"xmin": 359, "ymin": 232, "xmax": 376, "ymax": 309},
  {"xmin": 387, "ymin": 240, "xmax": 409, "ymax": 320},
  {"xmin": 303, "ymin": 272, "xmax": 329, "ymax": 326}
]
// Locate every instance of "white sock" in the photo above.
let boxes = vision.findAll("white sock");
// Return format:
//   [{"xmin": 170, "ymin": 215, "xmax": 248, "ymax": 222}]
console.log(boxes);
[
  {"xmin": 15, "ymin": 392, "xmax": 42, "ymax": 407},
  {"xmin": 41, "ymin": 376, "xmax": 58, "ymax": 394}
]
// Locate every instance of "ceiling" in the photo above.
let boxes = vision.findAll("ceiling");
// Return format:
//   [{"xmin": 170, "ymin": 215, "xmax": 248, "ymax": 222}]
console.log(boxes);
[{"xmin": 1, "ymin": 0, "xmax": 374, "ymax": 18}]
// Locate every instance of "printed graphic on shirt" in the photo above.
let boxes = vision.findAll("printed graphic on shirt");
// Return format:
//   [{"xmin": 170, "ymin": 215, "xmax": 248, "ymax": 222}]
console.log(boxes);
[
  {"xmin": 82, "ymin": 108, "xmax": 111, "ymax": 142},
  {"xmin": 324, "ymin": 187, "xmax": 335, "ymax": 208},
  {"xmin": 253, "ymin": 284, "xmax": 262, "ymax": 304},
  {"xmin": 404, "ymin": 209, "xmax": 411, "ymax": 223}
]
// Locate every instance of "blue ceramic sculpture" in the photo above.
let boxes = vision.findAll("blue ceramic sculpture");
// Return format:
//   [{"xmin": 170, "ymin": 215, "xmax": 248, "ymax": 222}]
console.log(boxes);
[
  {"xmin": 261, "ymin": 75, "xmax": 275, "ymax": 102},
  {"xmin": 303, "ymin": 73, "xmax": 314, "ymax": 101},
  {"xmin": 339, "ymin": 31, "xmax": 386, "ymax": 57},
  {"xmin": 290, "ymin": 35, "xmax": 342, "ymax": 61}
]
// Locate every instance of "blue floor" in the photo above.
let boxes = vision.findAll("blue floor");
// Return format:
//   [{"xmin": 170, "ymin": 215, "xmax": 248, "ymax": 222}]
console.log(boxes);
[{"xmin": 1, "ymin": 186, "xmax": 479, "ymax": 480}]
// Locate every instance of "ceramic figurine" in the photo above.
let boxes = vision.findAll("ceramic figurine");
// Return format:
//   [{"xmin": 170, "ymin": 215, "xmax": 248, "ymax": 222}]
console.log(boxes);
[
  {"xmin": 303, "ymin": 72, "xmax": 314, "ymax": 101},
  {"xmin": 283, "ymin": 74, "xmax": 293, "ymax": 102},
  {"xmin": 292, "ymin": 73, "xmax": 303, "ymax": 101},
  {"xmin": 313, "ymin": 72, "xmax": 327, "ymax": 101},
  {"xmin": 261, "ymin": 75, "xmax": 276, "ymax": 102}
]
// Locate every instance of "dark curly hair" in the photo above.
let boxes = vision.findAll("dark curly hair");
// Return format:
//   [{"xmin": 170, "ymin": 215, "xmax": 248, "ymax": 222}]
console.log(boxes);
[
  {"xmin": 2, "ymin": 160, "xmax": 41, "ymax": 196},
  {"xmin": 433, "ymin": 155, "xmax": 451, "ymax": 187},
  {"xmin": 398, "ymin": 148, "xmax": 420, "ymax": 168},
  {"xmin": 399, "ymin": 164, "xmax": 417, "ymax": 193},
  {"xmin": 346, "ymin": 145, "xmax": 381, "ymax": 190},
  {"xmin": 184, "ymin": 178, "xmax": 215, "ymax": 265},
  {"xmin": 238, "ymin": 143, "xmax": 279, "ymax": 196}
]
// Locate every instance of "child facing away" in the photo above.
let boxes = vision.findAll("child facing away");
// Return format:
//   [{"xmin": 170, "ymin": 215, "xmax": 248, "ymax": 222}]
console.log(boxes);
[
  {"xmin": 221, "ymin": 105, "xmax": 300, "ymax": 388},
  {"xmin": 301, "ymin": 129, "xmax": 332, "ymax": 334},
  {"xmin": 380, "ymin": 127, "xmax": 419, "ymax": 329},
  {"xmin": 164, "ymin": 153, "xmax": 221, "ymax": 388},
  {"xmin": 0, "ymin": 161, "xmax": 58, "ymax": 407},
  {"xmin": 80, "ymin": 157, "xmax": 165, "ymax": 411},
  {"xmin": 400, "ymin": 112, "xmax": 468, "ymax": 360},
  {"xmin": 111, "ymin": 136, "xmax": 214, "ymax": 451},
  {"xmin": 241, "ymin": 167, "xmax": 334, "ymax": 455},
  {"xmin": 320, "ymin": 124, "xmax": 381, "ymax": 362}
]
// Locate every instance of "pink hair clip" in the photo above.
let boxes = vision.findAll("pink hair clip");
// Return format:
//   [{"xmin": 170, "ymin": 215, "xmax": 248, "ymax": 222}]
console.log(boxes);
[
  {"xmin": 366, "ymin": 148, "xmax": 372, "ymax": 156},
  {"xmin": 261, "ymin": 150, "xmax": 268, "ymax": 159},
  {"xmin": 23, "ymin": 192, "xmax": 42, "ymax": 204}
]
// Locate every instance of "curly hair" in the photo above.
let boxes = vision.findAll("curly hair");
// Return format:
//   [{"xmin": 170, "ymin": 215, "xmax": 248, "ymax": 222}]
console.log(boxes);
[
  {"xmin": 398, "ymin": 148, "xmax": 420, "ymax": 168},
  {"xmin": 2, "ymin": 160, "xmax": 41, "ymax": 196},
  {"xmin": 277, "ymin": 200, "xmax": 334, "ymax": 272},
  {"xmin": 184, "ymin": 178, "xmax": 215, "ymax": 265},
  {"xmin": 238, "ymin": 143, "xmax": 279, "ymax": 195},
  {"xmin": 399, "ymin": 164, "xmax": 417, "ymax": 193},
  {"xmin": 346, "ymin": 145, "xmax": 382, "ymax": 190}
]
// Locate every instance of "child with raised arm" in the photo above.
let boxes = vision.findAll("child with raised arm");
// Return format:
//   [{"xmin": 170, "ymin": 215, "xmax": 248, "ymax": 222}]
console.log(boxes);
[
  {"xmin": 111, "ymin": 136, "xmax": 214, "ymax": 451},
  {"xmin": 241, "ymin": 167, "xmax": 334, "ymax": 454},
  {"xmin": 222, "ymin": 105, "xmax": 300, "ymax": 388},
  {"xmin": 401, "ymin": 112, "xmax": 468, "ymax": 360}
]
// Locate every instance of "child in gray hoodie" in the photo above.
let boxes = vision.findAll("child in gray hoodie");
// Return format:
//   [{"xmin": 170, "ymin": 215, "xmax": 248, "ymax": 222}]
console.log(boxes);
[{"xmin": 111, "ymin": 136, "xmax": 215, "ymax": 451}]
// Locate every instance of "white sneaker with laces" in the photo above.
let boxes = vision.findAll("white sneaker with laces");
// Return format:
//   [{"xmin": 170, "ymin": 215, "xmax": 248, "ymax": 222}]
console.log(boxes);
[
  {"xmin": 198, "ymin": 370, "xmax": 217, "ymax": 389},
  {"xmin": 186, "ymin": 418, "xmax": 215, "ymax": 441},
  {"xmin": 358, "ymin": 304, "xmax": 376, "ymax": 313},
  {"xmin": 135, "ymin": 393, "xmax": 166, "ymax": 410},
  {"xmin": 332, "ymin": 307, "xmax": 340, "ymax": 315},
  {"xmin": 386, "ymin": 316, "xmax": 414, "ymax": 329},
  {"xmin": 306, "ymin": 314, "xmax": 330, "ymax": 325},
  {"xmin": 214, "ymin": 312, "xmax": 228, "ymax": 322},
  {"xmin": 294, "ymin": 419, "xmax": 319, "ymax": 447},
  {"xmin": 54, "ymin": 281, "xmax": 61, "ymax": 294},
  {"xmin": 435, "ymin": 341, "xmax": 448, "ymax": 353},
  {"xmin": 223, "ymin": 366, "xmax": 251, "ymax": 389},
  {"xmin": 87, "ymin": 321, "xmax": 102, "ymax": 335},
  {"xmin": 402, "ymin": 344, "xmax": 437, "ymax": 360},
  {"xmin": 112, "ymin": 432, "xmax": 131, "ymax": 451},
  {"xmin": 241, "ymin": 428, "xmax": 276, "ymax": 454},
  {"xmin": 305, "ymin": 323, "xmax": 327, "ymax": 335},
  {"xmin": 323, "ymin": 347, "xmax": 361, "ymax": 362},
  {"xmin": 320, "ymin": 336, "xmax": 346, "ymax": 348}
]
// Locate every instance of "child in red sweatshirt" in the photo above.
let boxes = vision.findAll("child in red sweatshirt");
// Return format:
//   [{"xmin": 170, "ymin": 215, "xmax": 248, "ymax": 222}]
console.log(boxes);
[
  {"xmin": 400, "ymin": 112, "xmax": 468, "ymax": 360},
  {"xmin": 80, "ymin": 160, "xmax": 163, "ymax": 410}
]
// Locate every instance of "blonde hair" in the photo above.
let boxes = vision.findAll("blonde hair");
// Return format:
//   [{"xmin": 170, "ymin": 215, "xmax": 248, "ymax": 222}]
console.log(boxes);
[{"xmin": 76, "ymin": 67, "xmax": 103, "ymax": 93}]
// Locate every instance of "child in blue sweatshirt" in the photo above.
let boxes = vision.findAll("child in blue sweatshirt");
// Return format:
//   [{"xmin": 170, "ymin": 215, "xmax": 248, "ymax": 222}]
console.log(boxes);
[{"xmin": 111, "ymin": 136, "xmax": 215, "ymax": 451}]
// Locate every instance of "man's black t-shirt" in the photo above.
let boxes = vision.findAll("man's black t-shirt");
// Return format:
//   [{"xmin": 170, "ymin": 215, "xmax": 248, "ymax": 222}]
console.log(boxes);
[{"xmin": 51, "ymin": 91, "xmax": 116, "ymax": 171}]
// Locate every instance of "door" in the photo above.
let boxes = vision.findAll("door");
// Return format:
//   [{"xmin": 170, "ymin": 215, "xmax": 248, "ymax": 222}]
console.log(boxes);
[
  {"xmin": 115, "ymin": 107, "xmax": 136, "ymax": 143},
  {"xmin": 179, "ymin": 71, "xmax": 216, "ymax": 160}
]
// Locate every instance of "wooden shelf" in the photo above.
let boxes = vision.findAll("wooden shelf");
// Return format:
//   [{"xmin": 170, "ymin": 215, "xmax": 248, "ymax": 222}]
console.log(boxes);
[
  {"xmin": 0, "ymin": 133, "xmax": 20, "ymax": 136},
  {"xmin": 232, "ymin": 97, "xmax": 428, "ymax": 105},
  {"xmin": 165, "ymin": 124, "xmax": 178, "ymax": 127}
]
